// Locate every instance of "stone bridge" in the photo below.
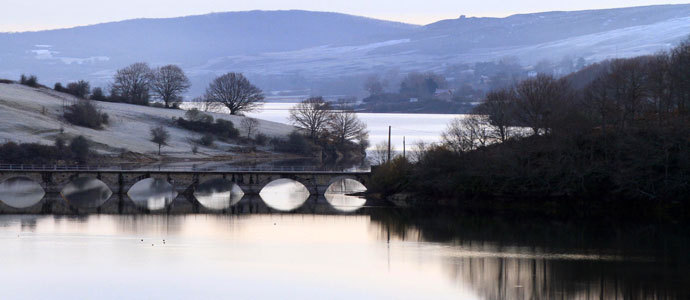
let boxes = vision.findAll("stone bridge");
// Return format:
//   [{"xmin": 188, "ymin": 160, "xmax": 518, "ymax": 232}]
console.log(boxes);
[
  {"xmin": 0, "ymin": 167, "xmax": 371, "ymax": 214},
  {"xmin": 0, "ymin": 169, "xmax": 370, "ymax": 195}
]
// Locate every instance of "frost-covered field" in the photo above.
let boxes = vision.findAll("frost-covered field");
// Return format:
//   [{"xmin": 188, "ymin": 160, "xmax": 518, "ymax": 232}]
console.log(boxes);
[{"xmin": 0, "ymin": 83, "xmax": 294, "ymax": 159}]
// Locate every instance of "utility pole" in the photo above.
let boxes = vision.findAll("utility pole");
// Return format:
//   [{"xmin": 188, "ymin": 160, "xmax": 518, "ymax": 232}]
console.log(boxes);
[
  {"xmin": 387, "ymin": 126, "xmax": 391, "ymax": 163},
  {"xmin": 403, "ymin": 136, "xmax": 406, "ymax": 159}
]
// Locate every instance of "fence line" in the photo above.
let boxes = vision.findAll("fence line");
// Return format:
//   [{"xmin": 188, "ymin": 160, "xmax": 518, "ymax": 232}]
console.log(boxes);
[{"xmin": 0, "ymin": 164, "xmax": 370, "ymax": 173}]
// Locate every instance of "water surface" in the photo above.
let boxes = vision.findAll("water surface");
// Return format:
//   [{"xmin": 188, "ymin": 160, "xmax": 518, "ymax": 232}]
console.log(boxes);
[{"xmin": 0, "ymin": 212, "xmax": 687, "ymax": 299}]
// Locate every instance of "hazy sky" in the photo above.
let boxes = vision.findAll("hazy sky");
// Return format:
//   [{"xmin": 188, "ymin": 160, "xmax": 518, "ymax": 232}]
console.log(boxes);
[{"xmin": 2, "ymin": 0, "xmax": 689, "ymax": 32}]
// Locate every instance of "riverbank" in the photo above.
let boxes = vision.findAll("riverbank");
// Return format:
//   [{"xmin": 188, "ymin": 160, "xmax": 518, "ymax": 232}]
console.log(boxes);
[{"xmin": 367, "ymin": 127, "xmax": 690, "ymax": 223}]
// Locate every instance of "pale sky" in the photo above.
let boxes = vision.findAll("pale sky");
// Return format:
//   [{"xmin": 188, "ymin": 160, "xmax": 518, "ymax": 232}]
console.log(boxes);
[{"xmin": 1, "ymin": 0, "xmax": 689, "ymax": 32}]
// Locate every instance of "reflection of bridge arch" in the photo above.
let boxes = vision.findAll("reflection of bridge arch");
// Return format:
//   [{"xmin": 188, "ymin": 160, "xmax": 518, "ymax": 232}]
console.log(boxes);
[
  {"xmin": 259, "ymin": 178, "xmax": 311, "ymax": 211},
  {"xmin": 325, "ymin": 176, "xmax": 368, "ymax": 194},
  {"xmin": 0, "ymin": 176, "xmax": 46, "ymax": 209},
  {"xmin": 61, "ymin": 177, "xmax": 113, "ymax": 209}
]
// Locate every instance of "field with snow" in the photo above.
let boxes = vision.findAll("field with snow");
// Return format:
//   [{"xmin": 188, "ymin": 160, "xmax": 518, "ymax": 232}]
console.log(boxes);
[{"xmin": 0, "ymin": 83, "xmax": 295, "ymax": 160}]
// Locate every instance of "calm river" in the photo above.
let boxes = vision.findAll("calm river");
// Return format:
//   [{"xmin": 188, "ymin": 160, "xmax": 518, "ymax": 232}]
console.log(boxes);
[{"xmin": 0, "ymin": 210, "xmax": 688, "ymax": 299}]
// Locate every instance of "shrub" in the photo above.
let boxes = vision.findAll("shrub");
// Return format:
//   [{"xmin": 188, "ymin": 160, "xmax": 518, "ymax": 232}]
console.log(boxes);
[
  {"xmin": 176, "ymin": 116, "xmax": 239, "ymax": 139},
  {"xmin": 69, "ymin": 136, "xmax": 90, "ymax": 162},
  {"xmin": 150, "ymin": 126, "xmax": 170, "ymax": 155},
  {"xmin": 65, "ymin": 80, "xmax": 90, "ymax": 99},
  {"xmin": 254, "ymin": 133, "xmax": 268, "ymax": 146},
  {"xmin": 64, "ymin": 100, "xmax": 109, "ymax": 129},
  {"xmin": 0, "ymin": 142, "xmax": 60, "ymax": 164},
  {"xmin": 90, "ymin": 87, "xmax": 107, "ymax": 101},
  {"xmin": 184, "ymin": 108, "xmax": 213, "ymax": 123},
  {"xmin": 271, "ymin": 131, "xmax": 316, "ymax": 155},
  {"xmin": 198, "ymin": 134, "xmax": 215, "ymax": 147},
  {"xmin": 54, "ymin": 82, "xmax": 64, "ymax": 92},
  {"xmin": 20, "ymin": 74, "xmax": 39, "ymax": 87},
  {"xmin": 0, "ymin": 79, "xmax": 14, "ymax": 84},
  {"xmin": 0, "ymin": 138, "xmax": 94, "ymax": 165},
  {"xmin": 368, "ymin": 157, "xmax": 413, "ymax": 196}
]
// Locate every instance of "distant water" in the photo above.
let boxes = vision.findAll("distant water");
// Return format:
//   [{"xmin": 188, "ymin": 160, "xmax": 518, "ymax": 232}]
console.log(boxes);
[
  {"xmin": 183, "ymin": 102, "xmax": 463, "ymax": 150},
  {"xmin": 0, "ymin": 212, "xmax": 687, "ymax": 299}
]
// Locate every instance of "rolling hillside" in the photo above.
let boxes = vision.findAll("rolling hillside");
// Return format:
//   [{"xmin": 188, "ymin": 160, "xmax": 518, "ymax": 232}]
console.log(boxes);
[{"xmin": 1, "ymin": 5, "xmax": 689, "ymax": 96}]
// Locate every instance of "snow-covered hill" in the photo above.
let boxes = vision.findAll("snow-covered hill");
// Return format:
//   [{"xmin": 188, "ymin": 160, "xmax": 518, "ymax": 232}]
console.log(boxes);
[{"xmin": 0, "ymin": 5, "xmax": 689, "ymax": 96}]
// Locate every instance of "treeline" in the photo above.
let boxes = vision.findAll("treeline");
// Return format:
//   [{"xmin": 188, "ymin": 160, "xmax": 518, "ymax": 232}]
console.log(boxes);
[
  {"xmin": 360, "ymin": 55, "xmax": 589, "ymax": 114},
  {"xmin": 22, "ymin": 63, "xmax": 264, "ymax": 114},
  {"xmin": 370, "ymin": 38, "xmax": 690, "ymax": 219},
  {"xmin": 51, "ymin": 63, "xmax": 193, "ymax": 108},
  {"xmin": 15, "ymin": 65, "xmax": 266, "ymax": 139},
  {"xmin": 361, "ymin": 72, "xmax": 474, "ymax": 113}
]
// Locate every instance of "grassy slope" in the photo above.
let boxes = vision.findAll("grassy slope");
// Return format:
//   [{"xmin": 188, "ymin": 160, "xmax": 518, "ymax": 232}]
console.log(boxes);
[{"xmin": 0, "ymin": 83, "xmax": 295, "ymax": 159}]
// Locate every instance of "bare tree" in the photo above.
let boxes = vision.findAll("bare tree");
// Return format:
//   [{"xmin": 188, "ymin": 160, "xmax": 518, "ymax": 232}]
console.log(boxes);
[
  {"xmin": 610, "ymin": 58, "xmax": 647, "ymax": 127},
  {"xmin": 364, "ymin": 75, "xmax": 386, "ymax": 96},
  {"xmin": 513, "ymin": 74, "xmax": 572, "ymax": 135},
  {"xmin": 110, "ymin": 63, "xmax": 152, "ymax": 105},
  {"xmin": 442, "ymin": 115, "xmax": 491, "ymax": 152},
  {"xmin": 66, "ymin": 80, "xmax": 91, "ymax": 99},
  {"xmin": 669, "ymin": 38, "xmax": 690, "ymax": 115},
  {"xmin": 408, "ymin": 141, "xmax": 432, "ymax": 163},
  {"xmin": 204, "ymin": 73, "xmax": 264, "ymax": 115},
  {"xmin": 476, "ymin": 89, "xmax": 514, "ymax": 143},
  {"xmin": 645, "ymin": 53, "xmax": 672, "ymax": 122},
  {"xmin": 150, "ymin": 65, "xmax": 191, "ymax": 108},
  {"xmin": 328, "ymin": 110, "xmax": 368, "ymax": 146},
  {"xmin": 288, "ymin": 97, "xmax": 333, "ymax": 142},
  {"xmin": 583, "ymin": 76, "xmax": 616, "ymax": 134},
  {"xmin": 150, "ymin": 126, "xmax": 170, "ymax": 155},
  {"xmin": 241, "ymin": 118, "xmax": 259, "ymax": 138},
  {"xmin": 371, "ymin": 141, "xmax": 395, "ymax": 165}
]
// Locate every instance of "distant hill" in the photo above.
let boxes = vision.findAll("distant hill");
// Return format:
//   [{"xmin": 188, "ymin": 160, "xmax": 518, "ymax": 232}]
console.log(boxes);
[{"xmin": 1, "ymin": 6, "xmax": 689, "ymax": 96}]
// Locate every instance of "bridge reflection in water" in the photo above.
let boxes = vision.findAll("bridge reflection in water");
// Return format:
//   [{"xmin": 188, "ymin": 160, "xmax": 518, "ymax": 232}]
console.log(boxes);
[{"xmin": 0, "ymin": 168, "xmax": 371, "ymax": 213}]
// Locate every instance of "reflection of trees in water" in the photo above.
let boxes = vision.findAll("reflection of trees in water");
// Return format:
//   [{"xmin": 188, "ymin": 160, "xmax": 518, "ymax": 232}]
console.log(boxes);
[
  {"xmin": 62, "ymin": 178, "xmax": 112, "ymax": 208},
  {"xmin": 128, "ymin": 178, "xmax": 177, "ymax": 210},
  {"xmin": 0, "ymin": 177, "xmax": 45, "ymax": 208},
  {"xmin": 446, "ymin": 255, "xmax": 687, "ymax": 299},
  {"xmin": 368, "ymin": 208, "xmax": 690, "ymax": 299},
  {"xmin": 194, "ymin": 178, "xmax": 244, "ymax": 210}
]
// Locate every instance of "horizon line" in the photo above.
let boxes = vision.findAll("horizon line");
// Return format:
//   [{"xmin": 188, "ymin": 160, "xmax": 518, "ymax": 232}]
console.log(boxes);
[{"xmin": 1, "ymin": 3, "xmax": 687, "ymax": 34}]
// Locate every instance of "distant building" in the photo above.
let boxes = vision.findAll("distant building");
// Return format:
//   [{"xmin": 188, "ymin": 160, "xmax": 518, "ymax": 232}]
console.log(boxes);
[{"xmin": 434, "ymin": 89, "xmax": 455, "ymax": 101}]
